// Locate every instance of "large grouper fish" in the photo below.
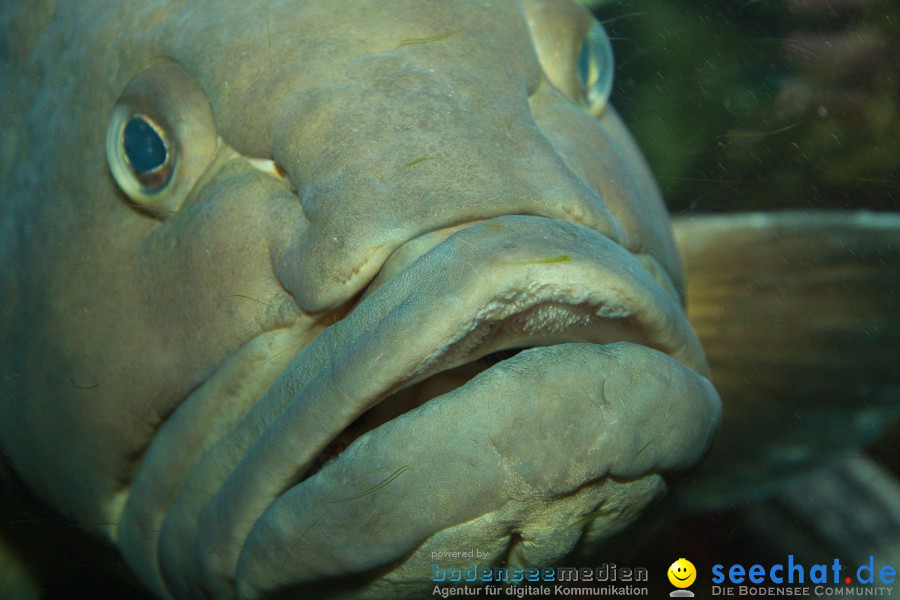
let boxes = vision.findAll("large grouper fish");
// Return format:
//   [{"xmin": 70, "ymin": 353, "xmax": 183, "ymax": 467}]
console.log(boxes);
[{"xmin": 0, "ymin": 1, "xmax": 897, "ymax": 599}]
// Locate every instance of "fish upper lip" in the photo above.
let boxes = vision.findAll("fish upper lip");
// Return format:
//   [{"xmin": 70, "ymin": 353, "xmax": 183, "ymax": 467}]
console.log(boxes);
[{"xmin": 358, "ymin": 216, "xmax": 682, "ymax": 308}]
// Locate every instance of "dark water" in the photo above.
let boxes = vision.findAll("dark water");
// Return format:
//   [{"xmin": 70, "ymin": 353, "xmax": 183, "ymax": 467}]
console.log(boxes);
[{"xmin": 602, "ymin": 0, "xmax": 898, "ymax": 215}]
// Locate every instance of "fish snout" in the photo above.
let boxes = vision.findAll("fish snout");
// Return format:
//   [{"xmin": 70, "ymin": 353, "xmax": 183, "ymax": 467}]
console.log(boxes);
[
  {"xmin": 275, "ymin": 164, "xmax": 630, "ymax": 318},
  {"xmin": 271, "ymin": 71, "xmax": 640, "ymax": 318}
]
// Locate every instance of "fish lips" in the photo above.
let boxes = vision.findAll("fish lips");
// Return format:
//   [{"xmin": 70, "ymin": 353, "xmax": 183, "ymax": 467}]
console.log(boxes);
[
  {"xmin": 124, "ymin": 215, "xmax": 719, "ymax": 598},
  {"xmin": 226, "ymin": 215, "xmax": 719, "ymax": 596}
]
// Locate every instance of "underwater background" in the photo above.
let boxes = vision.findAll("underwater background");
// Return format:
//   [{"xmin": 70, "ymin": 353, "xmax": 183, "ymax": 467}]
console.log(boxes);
[{"xmin": 601, "ymin": 0, "xmax": 897, "ymax": 215}]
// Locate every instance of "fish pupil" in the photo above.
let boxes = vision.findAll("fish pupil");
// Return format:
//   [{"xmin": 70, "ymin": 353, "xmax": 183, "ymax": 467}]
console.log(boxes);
[{"xmin": 123, "ymin": 116, "xmax": 167, "ymax": 174}]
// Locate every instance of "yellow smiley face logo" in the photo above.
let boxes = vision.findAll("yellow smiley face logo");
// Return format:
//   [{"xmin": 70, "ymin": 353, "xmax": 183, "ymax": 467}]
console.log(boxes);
[{"xmin": 668, "ymin": 558, "xmax": 696, "ymax": 588}]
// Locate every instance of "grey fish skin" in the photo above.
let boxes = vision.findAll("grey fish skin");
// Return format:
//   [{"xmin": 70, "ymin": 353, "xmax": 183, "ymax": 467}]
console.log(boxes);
[{"xmin": 0, "ymin": 1, "xmax": 719, "ymax": 598}]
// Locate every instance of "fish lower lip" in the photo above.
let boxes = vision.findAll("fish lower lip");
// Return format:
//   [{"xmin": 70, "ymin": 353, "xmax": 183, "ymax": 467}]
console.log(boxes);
[
  {"xmin": 237, "ymin": 343, "xmax": 718, "ymax": 597},
  {"xmin": 126, "ymin": 215, "xmax": 717, "ymax": 597}
]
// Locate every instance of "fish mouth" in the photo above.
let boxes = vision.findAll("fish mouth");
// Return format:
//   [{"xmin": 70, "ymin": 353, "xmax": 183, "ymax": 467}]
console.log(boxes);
[
  {"xmin": 276, "ymin": 214, "xmax": 709, "ymax": 491},
  {"xmin": 303, "ymin": 218, "xmax": 694, "ymax": 478},
  {"xmin": 119, "ymin": 215, "xmax": 719, "ymax": 599}
]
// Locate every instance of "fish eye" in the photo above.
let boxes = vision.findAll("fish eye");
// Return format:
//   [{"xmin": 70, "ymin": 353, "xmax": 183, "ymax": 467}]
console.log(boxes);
[
  {"xmin": 121, "ymin": 115, "xmax": 173, "ymax": 190},
  {"xmin": 106, "ymin": 63, "xmax": 217, "ymax": 217},
  {"xmin": 576, "ymin": 21, "xmax": 614, "ymax": 115}
]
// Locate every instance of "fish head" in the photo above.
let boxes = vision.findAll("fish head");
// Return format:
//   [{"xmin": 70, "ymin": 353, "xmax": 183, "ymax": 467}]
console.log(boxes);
[{"xmin": 0, "ymin": 1, "xmax": 719, "ymax": 597}]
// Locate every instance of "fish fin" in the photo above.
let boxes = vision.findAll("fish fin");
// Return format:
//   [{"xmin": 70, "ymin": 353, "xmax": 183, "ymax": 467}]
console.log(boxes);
[
  {"xmin": 743, "ymin": 455, "xmax": 900, "ymax": 565},
  {"xmin": 671, "ymin": 211, "xmax": 900, "ymax": 509}
]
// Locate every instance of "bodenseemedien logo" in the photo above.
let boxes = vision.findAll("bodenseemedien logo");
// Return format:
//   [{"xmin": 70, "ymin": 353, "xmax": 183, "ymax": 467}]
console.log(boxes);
[{"xmin": 668, "ymin": 558, "xmax": 697, "ymax": 597}]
